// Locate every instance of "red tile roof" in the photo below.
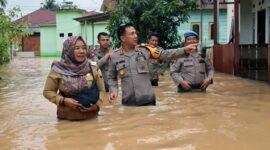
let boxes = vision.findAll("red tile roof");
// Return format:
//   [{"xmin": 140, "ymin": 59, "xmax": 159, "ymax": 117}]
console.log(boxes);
[{"xmin": 14, "ymin": 8, "xmax": 56, "ymax": 27}]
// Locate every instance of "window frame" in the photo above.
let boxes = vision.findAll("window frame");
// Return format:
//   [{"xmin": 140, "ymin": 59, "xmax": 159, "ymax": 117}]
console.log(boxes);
[
  {"xmin": 59, "ymin": 33, "xmax": 64, "ymax": 37},
  {"xmin": 208, "ymin": 22, "xmax": 214, "ymax": 41},
  {"xmin": 190, "ymin": 22, "xmax": 201, "ymax": 39}
]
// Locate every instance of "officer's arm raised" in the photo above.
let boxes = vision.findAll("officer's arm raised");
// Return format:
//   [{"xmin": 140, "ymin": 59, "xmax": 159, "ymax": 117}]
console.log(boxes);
[
  {"xmin": 140, "ymin": 43, "xmax": 198, "ymax": 61},
  {"xmin": 160, "ymin": 43, "xmax": 198, "ymax": 61},
  {"xmin": 97, "ymin": 50, "xmax": 113, "ymax": 68}
]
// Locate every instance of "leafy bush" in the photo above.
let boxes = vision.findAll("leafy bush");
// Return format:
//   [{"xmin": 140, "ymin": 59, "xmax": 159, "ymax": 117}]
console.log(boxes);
[{"xmin": 0, "ymin": 7, "xmax": 31, "ymax": 64}]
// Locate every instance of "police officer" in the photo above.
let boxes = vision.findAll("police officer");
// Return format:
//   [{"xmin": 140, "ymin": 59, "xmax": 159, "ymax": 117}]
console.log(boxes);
[
  {"xmin": 147, "ymin": 32, "xmax": 168, "ymax": 86},
  {"xmin": 170, "ymin": 31, "xmax": 214, "ymax": 92},
  {"xmin": 108, "ymin": 23, "xmax": 198, "ymax": 106},
  {"xmin": 88, "ymin": 32, "xmax": 112, "ymax": 92}
]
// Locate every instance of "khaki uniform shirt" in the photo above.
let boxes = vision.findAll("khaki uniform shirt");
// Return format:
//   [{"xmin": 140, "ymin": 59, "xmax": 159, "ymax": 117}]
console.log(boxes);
[
  {"xmin": 108, "ymin": 47, "xmax": 186, "ymax": 106},
  {"xmin": 170, "ymin": 51, "xmax": 214, "ymax": 85},
  {"xmin": 43, "ymin": 64, "xmax": 106, "ymax": 107}
]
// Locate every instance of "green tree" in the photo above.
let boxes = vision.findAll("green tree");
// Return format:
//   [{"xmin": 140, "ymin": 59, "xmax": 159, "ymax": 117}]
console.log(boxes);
[
  {"xmin": 106, "ymin": 0, "xmax": 197, "ymax": 48},
  {"xmin": 0, "ymin": 7, "xmax": 30, "ymax": 64},
  {"xmin": 0, "ymin": 0, "xmax": 7, "ymax": 13},
  {"xmin": 41, "ymin": 0, "xmax": 60, "ymax": 10}
]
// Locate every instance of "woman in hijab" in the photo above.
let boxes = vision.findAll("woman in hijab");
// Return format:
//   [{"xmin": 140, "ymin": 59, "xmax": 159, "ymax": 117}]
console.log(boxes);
[{"xmin": 43, "ymin": 36, "xmax": 106, "ymax": 120}]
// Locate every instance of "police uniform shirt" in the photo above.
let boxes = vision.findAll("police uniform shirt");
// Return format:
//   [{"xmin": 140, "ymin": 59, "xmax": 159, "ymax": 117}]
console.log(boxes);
[
  {"xmin": 170, "ymin": 51, "xmax": 214, "ymax": 86},
  {"xmin": 108, "ymin": 46, "xmax": 186, "ymax": 106}
]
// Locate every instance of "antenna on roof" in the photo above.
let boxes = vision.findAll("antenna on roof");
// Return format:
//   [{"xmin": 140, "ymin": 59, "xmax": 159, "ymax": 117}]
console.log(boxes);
[
  {"xmin": 61, "ymin": 0, "xmax": 77, "ymax": 10},
  {"xmin": 64, "ymin": 0, "xmax": 73, "ymax": 5}
]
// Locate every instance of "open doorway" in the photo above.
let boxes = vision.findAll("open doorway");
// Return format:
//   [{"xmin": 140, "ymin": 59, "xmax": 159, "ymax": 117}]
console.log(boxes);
[{"xmin": 257, "ymin": 9, "xmax": 266, "ymax": 44}]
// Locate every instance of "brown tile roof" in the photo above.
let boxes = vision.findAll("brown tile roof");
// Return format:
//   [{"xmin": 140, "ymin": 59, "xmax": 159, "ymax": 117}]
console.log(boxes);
[
  {"xmin": 74, "ymin": 13, "xmax": 110, "ymax": 23},
  {"xmin": 14, "ymin": 8, "xmax": 56, "ymax": 27}
]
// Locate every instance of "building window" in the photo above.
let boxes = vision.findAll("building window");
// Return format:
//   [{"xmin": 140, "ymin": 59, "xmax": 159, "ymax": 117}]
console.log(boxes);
[
  {"xmin": 209, "ymin": 23, "xmax": 214, "ymax": 40},
  {"xmin": 68, "ymin": 33, "xmax": 73, "ymax": 37},
  {"xmin": 191, "ymin": 23, "xmax": 200, "ymax": 37},
  {"xmin": 59, "ymin": 33, "xmax": 64, "ymax": 37}
]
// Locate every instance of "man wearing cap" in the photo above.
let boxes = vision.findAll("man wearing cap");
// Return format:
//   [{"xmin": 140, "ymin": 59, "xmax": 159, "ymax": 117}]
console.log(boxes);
[
  {"xmin": 170, "ymin": 31, "xmax": 214, "ymax": 92},
  {"xmin": 88, "ymin": 32, "xmax": 112, "ymax": 92},
  {"xmin": 108, "ymin": 24, "xmax": 198, "ymax": 106}
]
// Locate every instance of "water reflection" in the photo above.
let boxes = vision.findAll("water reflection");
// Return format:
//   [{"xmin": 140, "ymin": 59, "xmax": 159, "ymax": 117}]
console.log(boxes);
[{"xmin": 1, "ymin": 57, "xmax": 270, "ymax": 150}]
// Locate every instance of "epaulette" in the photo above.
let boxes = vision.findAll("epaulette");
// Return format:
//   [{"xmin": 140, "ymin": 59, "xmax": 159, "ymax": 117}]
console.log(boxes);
[{"xmin": 119, "ymin": 47, "xmax": 124, "ymax": 55}]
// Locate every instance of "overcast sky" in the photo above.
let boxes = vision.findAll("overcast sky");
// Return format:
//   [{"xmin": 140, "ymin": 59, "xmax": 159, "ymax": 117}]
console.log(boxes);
[{"xmin": 6, "ymin": 0, "xmax": 103, "ymax": 17}]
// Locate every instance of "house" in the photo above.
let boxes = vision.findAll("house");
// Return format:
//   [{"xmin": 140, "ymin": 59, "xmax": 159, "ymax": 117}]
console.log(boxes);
[
  {"xmin": 14, "ymin": 0, "xmax": 229, "ymax": 57},
  {"xmin": 14, "ymin": 8, "xmax": 56, "ymax": 56},
  {"xmin": 14, "ymin": 1, "xmax": 109, "ymax": 57},
  {"xmin": 212, "ymin": 0, "xmax": 270, "ymax": 84},
  {"xmin": 101, "ymin": 0, "xmax": 229, "ymax": 47},
  {"xmin": 178, "ymin": 3, "xmax": 228, "ymax": 47},
  {"xmin": 74, "ymin": 12, "xmax": 110, "ymax": 50},
  {"xmin": 39, "ymin": 9, "xmax": 109, "ymax": 57},
  {"xmin": 40, "ymin": 9, "xmax": 84, "ymax": 57}
]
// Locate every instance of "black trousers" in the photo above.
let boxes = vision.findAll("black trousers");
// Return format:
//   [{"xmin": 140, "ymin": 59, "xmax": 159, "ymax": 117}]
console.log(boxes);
[
  {"xmin": 104, "ymin": 82, "xmax": 109, "ymax": 92},
  {"xmin": 178, "ymin": 84, "xmax": 206, "ymax": 92}
]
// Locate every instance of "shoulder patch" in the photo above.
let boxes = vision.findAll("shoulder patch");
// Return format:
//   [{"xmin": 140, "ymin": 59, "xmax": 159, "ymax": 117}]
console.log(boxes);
[{"xmin": 89, "ymin": 50, "xmax": 96, "ymax": 57}]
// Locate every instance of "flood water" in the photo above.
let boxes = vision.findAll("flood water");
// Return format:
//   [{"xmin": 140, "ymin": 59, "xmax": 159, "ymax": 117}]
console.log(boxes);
[{"xmin": 1, "ymin": 57, "xmax": 270, "ymax": 150}]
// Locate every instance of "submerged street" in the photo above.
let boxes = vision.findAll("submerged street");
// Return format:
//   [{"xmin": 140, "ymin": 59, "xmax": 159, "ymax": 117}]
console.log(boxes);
[{"xmin": 1, "ymin": 57, "xmax": 270, "ymax": 150}]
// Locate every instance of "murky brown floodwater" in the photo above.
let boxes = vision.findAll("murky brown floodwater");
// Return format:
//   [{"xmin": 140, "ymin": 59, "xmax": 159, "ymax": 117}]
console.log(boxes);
[{"xmin": 1, "ymin": 57, "xmax": 270, "ymax": 150}]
